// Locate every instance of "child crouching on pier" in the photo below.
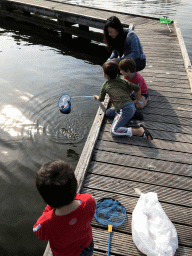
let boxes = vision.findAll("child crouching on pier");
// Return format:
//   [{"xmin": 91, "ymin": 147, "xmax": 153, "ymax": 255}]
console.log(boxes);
[
  {"xmin": 119, "ymin": 57, "xmax": 150, "ymax": 109},
  {"xmin": 33, "ymin": 159, "xmax": 96, "ymax": 256},
  {"xmin": 94, "ymin": 61, "xmax": 153, "ymax": 140}
]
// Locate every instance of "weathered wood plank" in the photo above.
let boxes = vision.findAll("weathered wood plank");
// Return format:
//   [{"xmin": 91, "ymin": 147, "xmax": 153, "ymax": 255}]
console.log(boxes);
[
  {"xmin": 103, "ymin": 121, "xmax": 192, "ymax": 139},
  {"xmin": 146, "ymin": 102, "xmax": 192, "ymax": 113},
  {"xmin": 147, "ymin": 89, "xmax": 191, "ymax": 98},
  {"xmin": 174, "ymin": 21, "xmax": 192, "ymax": 93},
  {"xmin": 144, "ymin": 95, "xmax": 192, "ymax": 105},
  {"xmin": 142, "ymin": 113, "xmax": 192, "ymax": 127},
  {"xmin": 145, "ymin": 51, "xmax": 184, "ymax": 56},
  {"xmin": 96, "ymin": 139, "xmax": 192, "ymax": 164},
  {"xmin": 146, "ymin": 76, "xmax": 189, "ymax": 83},
  {"xmin": 143, "ymin": 107, "xmax": 192, "ymax": 120},
  {"xmin": 75, "ymin": 97, "xmax": 109, "ymax": 190},
  {"xmin": 92, "ymin": 227, "xmax": 192, "ymax": 255},
  {"xmin": 141, "ymin": 120, "xmax": 192, "ymax": 135},
  {"xmin": 143, "ymin": 107, "xmax": 192, "ymax": 121},
  {"xmin": 143, "ymin": 43, "xmax": 181, "ymax": 49},
  {"xmin": 92, "ymin": 217, "xmax": 192, "ymax": 247},
  {"xmin": 144, "ymin": 73, "xmax": 189, "ymax": 81},
  {"xmin": 88, "ymin": 161, "xmax": 192, "ymax": 191},
  {"xmin": 145, "ymin": 66, "xmax": 185, "ymax": 72},
  {"xmin": 145, "ymin": 73, "xmax": 186, "ymax": 81},
  {"xmin": 93, "ymin": 228, "xmax": 140, "ymax": 256},
  {"xmin": 92, "ymin": 150, "xmax": 192, "ymax": 178},
  {"xmin": 141, "ymin": 68, "xmax": 187, "ymax": 76},
  {"xmin": 144, "ymin": 81, "xmax": 189, "ymax": 89},
  {"xmin": 145, "ymin": 60, "xmax": 186, "ymax": 68},
  {"xmin": 92, "ymin": 246, "xmax": 192, "ymax": 256},
  {"xmin": 84, "ymin": 173, "xmax": 192, "ymax": 207},
  {"xmin": 99, "ymin": 131, "xmax": 192, "ymax": 154}
]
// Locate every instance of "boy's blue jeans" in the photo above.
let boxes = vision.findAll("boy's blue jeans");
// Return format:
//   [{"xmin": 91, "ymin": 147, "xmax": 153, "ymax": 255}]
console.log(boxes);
[
  {"xmin": 106, "ymin": 101, "xmax": 136, "ymax": 136},
  {"xmin": 53, "ymin": 239, "xmax": 94, "ymax": 256},
  {"xmin": 80, "ymin": 239, "xmax": 94, "ymax": 256}
]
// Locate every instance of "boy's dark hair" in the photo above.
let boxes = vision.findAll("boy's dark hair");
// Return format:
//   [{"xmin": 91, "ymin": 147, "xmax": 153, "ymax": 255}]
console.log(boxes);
[
  {"xmin": 36, "ymin": 160, "xmax": 77, "ymax": 208},
  {"xmin": 102, "ymin": 61, "xmax": 118, "ymax": 79},
  {"xmin": 119, "ymin": 57, "xmax": 136, "ymax": 73}
]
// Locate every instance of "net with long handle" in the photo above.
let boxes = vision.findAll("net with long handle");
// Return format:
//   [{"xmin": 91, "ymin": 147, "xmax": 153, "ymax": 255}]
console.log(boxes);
[
  {"xmin": 58, "ymin": 94, "xmax": 94, "ymax": 114},
  {"xmin": 95, "ymin": 198, "xmax": 126, "ymax": 227},
  {"xmin": 94, "ymin": 198, "xmax": 126, "ymax": 256}
]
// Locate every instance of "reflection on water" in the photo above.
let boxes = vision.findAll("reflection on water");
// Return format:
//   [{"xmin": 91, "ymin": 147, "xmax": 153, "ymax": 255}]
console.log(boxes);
[
  {"xmin": 0, "ymin": 17, "xmax": 106, "ymax": 256},
  {"xmin": 0, "ymin": 105, "xmax": 33, "ymax": 137},
  {"xmin": 67, "ymin": 149, "xmax": 79, "ymax": 160},
  {"xmin": 64, "ymin": 0, "xmax": 180, "ymax": 18}
]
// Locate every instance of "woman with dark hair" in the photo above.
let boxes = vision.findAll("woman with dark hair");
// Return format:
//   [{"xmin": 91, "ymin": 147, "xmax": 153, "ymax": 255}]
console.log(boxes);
[{"xmin": 104, "ymin": 16, "xmax": 146, "ymax": 72}]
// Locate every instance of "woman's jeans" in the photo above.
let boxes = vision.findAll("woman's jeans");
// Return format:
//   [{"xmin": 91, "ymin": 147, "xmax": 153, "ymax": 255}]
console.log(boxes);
[
  {"xmin": 106, "ymin": 101, "xmax": 136, "ymax": 137},
  {"xmin": 108, "ymin": 50, "xmax": 146, "ymax": 72},
  {"xmin": 135, "ymin": 58, "xmax": 146, "ymax": 72}
]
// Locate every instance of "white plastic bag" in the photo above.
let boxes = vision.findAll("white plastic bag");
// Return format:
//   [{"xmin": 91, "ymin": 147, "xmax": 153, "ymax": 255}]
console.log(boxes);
[{"xmin": 132, "ymin": 192, "xmax": 178, "ymax": 256}]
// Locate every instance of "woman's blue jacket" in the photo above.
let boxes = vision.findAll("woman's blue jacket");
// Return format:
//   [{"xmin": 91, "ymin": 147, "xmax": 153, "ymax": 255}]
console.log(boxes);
[{"xmin": 108, "ymin": 28, "xmax": 146, "ymax": 63}]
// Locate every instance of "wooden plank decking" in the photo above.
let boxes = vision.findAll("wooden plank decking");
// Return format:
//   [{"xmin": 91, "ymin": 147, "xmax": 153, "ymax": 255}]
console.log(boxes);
[
  {"xmin": 76, "ymin": 16, "xmax": 192, "ymax": 256},
  {"xmin": 1, "ymin": 1, "xmax": 191, "ymax": 255}
]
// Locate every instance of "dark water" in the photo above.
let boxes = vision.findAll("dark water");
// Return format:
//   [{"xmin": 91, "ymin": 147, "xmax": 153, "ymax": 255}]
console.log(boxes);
[
  {"xmin": 0, "ymin": 0, "xmax": 191, "ymax": 255},
  {"xmin": 0, "ymin": 18, "xmax": 108, "ymax": 255}
]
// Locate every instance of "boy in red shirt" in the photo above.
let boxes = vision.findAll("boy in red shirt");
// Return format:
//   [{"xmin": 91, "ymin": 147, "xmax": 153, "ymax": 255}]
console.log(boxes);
[
  {"xmin": 33, "ymin": 159, "xmax": 96, "ymax": 256},
  {"xmin": 119, "ymin": 57, "xmax": 150, "ymax": 109}
]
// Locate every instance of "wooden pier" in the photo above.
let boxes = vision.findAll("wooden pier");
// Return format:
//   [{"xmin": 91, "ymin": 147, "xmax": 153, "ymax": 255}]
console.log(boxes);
[
  {"xmin": 75, "ymin": 14, "xmax": 192, "ymax": 256},
  {"xmin": 76, "ymin": 13, "xmax": 192, "ymax": 254},
  {"xmin": 1, "ymin": 1, "xmax": 191, "ymax": 255}
]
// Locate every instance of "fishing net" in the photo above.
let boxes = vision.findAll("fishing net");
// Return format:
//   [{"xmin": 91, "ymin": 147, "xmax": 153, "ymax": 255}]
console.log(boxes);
[
  {"xmin": 58, "ymin": 94, "xmax": 71, "ymax": 114},
  {"xmin": 94, "ymin": 198, "xmax": 126, "ymax": 227},
  {"xmin": 58, "ymin": 94, "xmax": 94, "ymax": 114}
]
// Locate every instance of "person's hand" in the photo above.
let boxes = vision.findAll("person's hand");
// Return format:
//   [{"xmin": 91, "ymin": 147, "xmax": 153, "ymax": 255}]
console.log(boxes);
[
  {"xmin": 134, "ymin": 99, "xmax": 143, "ymax": 109},
  {"xmin": 94, "ymin": 95, "xmax": 99, "ymax": 100},
  {"xmin": 112, "ymin": 58, "xmax": 118, "ymax": 64},
  {"xmin": 134, "ymin": 99, "xmax": 141, "ymax": 105}
]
